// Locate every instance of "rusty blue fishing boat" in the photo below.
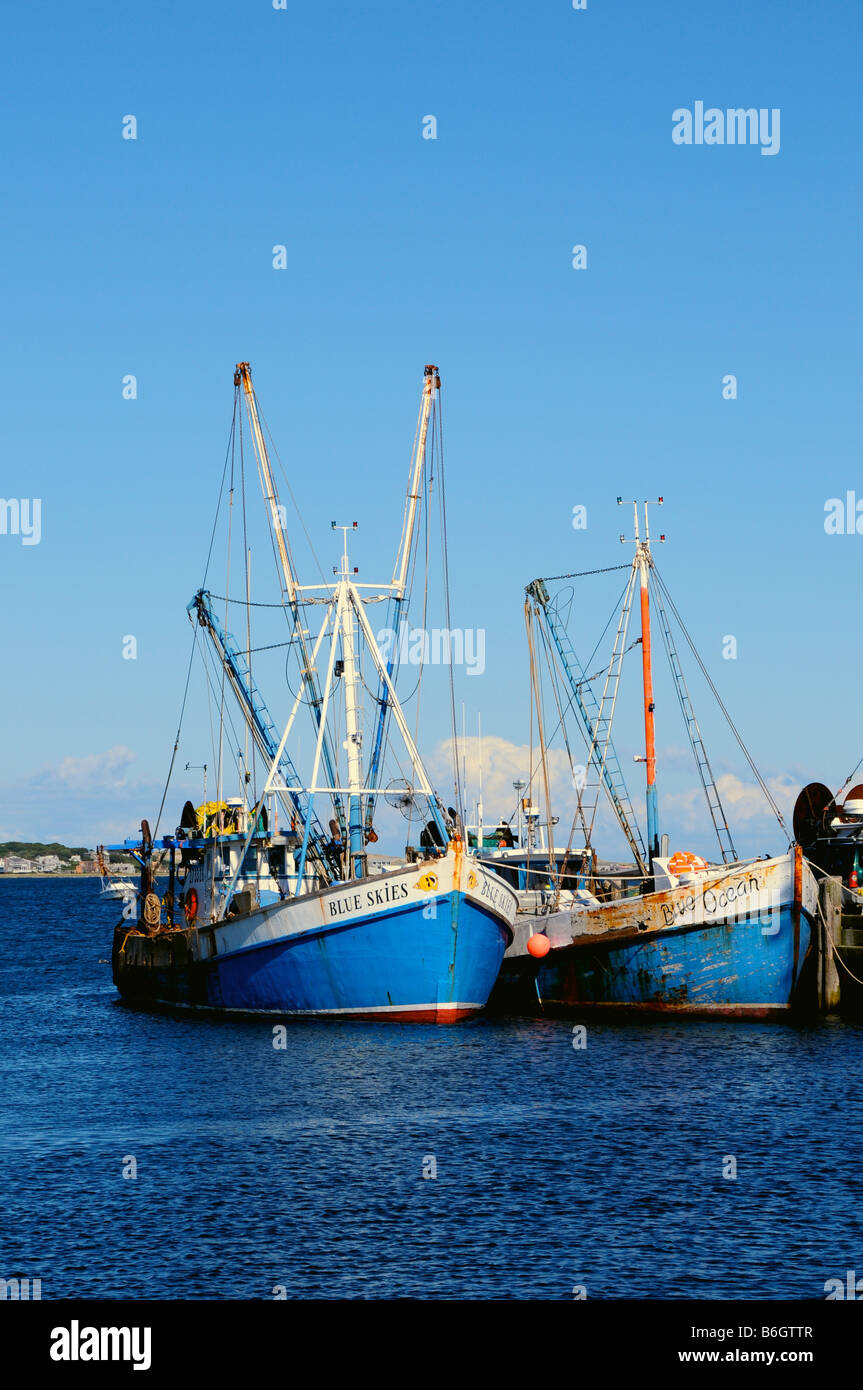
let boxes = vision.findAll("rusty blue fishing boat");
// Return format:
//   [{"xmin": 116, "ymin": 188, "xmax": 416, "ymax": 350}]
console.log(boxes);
[{"xmin": 486, "ymin": 499, "xmax": 817, "ymax": 1018}]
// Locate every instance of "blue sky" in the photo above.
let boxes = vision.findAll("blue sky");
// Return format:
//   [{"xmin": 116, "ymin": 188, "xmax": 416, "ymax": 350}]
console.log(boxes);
[{"xmin": 1, "ymin": 1, "xmax": 861, "ymax": 857}]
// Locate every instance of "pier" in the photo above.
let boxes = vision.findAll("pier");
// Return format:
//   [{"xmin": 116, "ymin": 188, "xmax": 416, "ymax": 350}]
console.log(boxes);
[{"xmin": 816, "ymin": 876, "xmax": 863, "ymax": 1016}]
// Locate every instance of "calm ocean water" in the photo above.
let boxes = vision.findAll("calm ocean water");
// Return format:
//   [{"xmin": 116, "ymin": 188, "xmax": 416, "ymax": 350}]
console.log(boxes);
[{"xmin": 1, "ymin": 877, "xmax": 861, "ymax": 1301}]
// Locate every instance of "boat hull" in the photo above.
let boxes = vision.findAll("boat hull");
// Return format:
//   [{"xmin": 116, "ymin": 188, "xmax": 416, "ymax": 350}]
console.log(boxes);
[
  {"xmin": 113, "ymin": 851, "xmax": 516, "ymax": 1023},
  {"xmin": 488, "ymin": 849, "xmax": 818, "ymax": 1019}
]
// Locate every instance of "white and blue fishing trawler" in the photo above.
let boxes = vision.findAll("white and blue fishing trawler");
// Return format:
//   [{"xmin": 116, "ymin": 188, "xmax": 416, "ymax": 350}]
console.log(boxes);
[
  {"xmin": 487, "ymin": 499, "xmax": 818, "ymax": 1019},
  {"xmin": 111, "ymin": 363, "xmax": 516, "ymax": 1022}
]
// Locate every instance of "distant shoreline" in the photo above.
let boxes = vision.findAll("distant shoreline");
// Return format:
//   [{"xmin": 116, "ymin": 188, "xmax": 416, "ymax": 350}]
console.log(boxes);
[{"xmin": 0, "ymin": 872, "xmax": 135, "ymax": 881}]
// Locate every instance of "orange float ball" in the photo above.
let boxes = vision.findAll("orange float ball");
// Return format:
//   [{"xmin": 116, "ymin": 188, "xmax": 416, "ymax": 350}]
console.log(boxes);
[{"xmin": 527, "ymin": 933, "xmax": 551, "ymax": 958}]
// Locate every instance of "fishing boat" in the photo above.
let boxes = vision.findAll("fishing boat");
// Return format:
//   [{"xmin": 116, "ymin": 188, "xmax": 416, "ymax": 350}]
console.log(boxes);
[
  {"xmin": 487, "ymin": 499, "xmax": 817, "ymax": 1019},
  {"xmin": 109, "ymin": 363, "xmax": 516, "ymax": 1022}
]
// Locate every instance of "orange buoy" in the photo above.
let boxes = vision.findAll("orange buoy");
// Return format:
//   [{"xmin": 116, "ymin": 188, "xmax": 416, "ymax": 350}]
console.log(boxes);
[
  {"xmin": 183, "ymin": 888, "xmax": 199, "ymax": 924},
  {"xmin": 527, "ymin": 933, "xmax": 551, "ymax": 958}
]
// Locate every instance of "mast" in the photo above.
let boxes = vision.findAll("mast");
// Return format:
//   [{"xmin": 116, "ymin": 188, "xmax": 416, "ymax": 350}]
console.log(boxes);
[
  {"xmin": 335, "ymin": 524, "xmax": 366, "ymax": 878},
  {"xmin": 365, "ymin": 365, "xmax": 440, "ymax": 827},
  {"xmin": 620, "ymin": 498, "xmax": 664, "ymax": 867},
  {"xmin": 234, "ymin": 361, "xmax": 345, "ymax": 836},
  {"xmin": 235, "ymin": 361, "xmax": 297, "ymax": 605},
  {"xmin": 393, "ymin": 365, "xmax": 438, "ymax": 595}
]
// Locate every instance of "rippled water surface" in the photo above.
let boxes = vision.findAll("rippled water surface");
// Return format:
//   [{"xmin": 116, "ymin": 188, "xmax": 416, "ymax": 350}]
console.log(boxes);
[{"xmin": 1, "ymin": 879, "xmax": 861, "ymax": 1299}]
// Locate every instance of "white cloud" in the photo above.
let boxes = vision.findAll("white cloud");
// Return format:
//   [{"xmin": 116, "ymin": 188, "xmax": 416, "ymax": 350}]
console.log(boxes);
[
  {"xmin": 49, "ymin": 745, "xmax": 138, "ymax": 792},
  {"xmin": 715, "ymin": 771, "xmax": 797, "ymax": 823},
  {"xmin": 0, "ymin": 747, "xmax": 182, "ymax": 847},
  {"xmin": 663, "ymin": 771, "xmax": 796, "ymax": 829}
]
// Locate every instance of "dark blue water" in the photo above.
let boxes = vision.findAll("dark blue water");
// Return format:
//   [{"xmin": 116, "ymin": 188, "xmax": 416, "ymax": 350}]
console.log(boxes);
[{"xmin": 1, "ymin": 878, "xmax": 861, "ymax": 1300}]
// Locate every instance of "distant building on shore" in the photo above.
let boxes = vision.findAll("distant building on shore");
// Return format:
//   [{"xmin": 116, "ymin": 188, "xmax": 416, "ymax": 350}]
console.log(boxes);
[{"xmin": 2, "ymin": 856, "xmax": 34, "ymax": 873}]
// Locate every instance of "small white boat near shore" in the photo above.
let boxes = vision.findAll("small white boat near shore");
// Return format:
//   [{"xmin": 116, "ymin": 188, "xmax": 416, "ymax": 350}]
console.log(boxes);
[
  {"xmin": 95, "ymin": 847, "xmax": 135, "ymax": 902},
  {"xmin": 100, "ymin": 878, "xmax": 136, "ymax": 902}
]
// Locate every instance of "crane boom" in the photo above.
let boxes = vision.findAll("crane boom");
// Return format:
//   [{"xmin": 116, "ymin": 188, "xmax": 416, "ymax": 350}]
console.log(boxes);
[
  {"xmin": 188, "ymin": 588, "xmax": 333, "ymax": 883},
  {"xmin": 234, "ymin": 362, "xmax": 345, "ymax": 835},
  {"xmin": 527, "ymin": 578, "xmax": 648, "ymax": 874},
  {"xmin": 365, "ymin": 365, "xmax": 440, "ymax": 827}
]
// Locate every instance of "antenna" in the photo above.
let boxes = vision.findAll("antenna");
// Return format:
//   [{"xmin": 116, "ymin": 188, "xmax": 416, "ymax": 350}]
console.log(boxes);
[
  {"xmin": 618, "ymin": 497, "xmax": 665, "ymax": 550},
  {"xmin": 331, "ymin": 521, "xmax": 359, "ymax": 577},
  {"xmin": 513, "ymin": 778, "xmax": 526, "ymax": 846}
]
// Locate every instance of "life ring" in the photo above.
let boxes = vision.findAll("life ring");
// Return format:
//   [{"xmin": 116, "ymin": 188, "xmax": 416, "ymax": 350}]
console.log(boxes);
[{"xmin": 184, "ymin": 888, "xmax": 199, "ymax": 924}]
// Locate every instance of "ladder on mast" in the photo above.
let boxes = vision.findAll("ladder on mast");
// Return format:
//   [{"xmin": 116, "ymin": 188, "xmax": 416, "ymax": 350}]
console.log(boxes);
[{"xmin": 189, "ymin": 589, "xmax": 333, "ymax": 881}]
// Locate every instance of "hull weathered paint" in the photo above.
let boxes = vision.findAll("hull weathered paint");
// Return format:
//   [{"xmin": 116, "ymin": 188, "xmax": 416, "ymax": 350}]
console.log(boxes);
[
  {"xmin": 113, "ymin": 849, "xmax": 517, "ymax": 1023},
  {"xmin": 489, "ymin": 848, "xmax": 817, "ymax": 1019}
]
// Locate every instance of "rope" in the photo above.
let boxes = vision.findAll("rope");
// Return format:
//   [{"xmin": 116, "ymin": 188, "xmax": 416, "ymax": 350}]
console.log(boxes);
[
  {"xmin": 152, "ymin": 387, "xmax": 239, "ymax": 839},
  {"xmin": 152, "ymin": 621, "xmax": 200, "ymax": 840},
  {"xmin": 204, "ymin": 593, "xmax": 296, "ymax": 609},
  {"xmin": 836, "ymin": 756, "xmax": 863, "ymax": 799},
  {"xmin": 201, "ymin": 397, "xmax": 239, "ymax": 586},
  {"xmin": 538, "ymin": 564, "xmax": 631, "ymax": 582},
  {"xmin": 574, "ymin": 637, "xmax": 642, "ymax": 690},
  {"xmin": 816, "ymin": 897, "xmax": 863, "ymax": 987},
  {"xmin": 790, "ymin": 850, "xmax": 863, "ymax": 987}
]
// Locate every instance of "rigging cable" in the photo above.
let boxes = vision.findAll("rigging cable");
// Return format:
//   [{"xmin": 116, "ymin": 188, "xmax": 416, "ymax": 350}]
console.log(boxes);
[
  {"xmin": 151, "ymin": 389, "xmax": 239, "ymax": 839},
  {"xmin": 652, "ymin": 564, "xmax": 791, "ymax": 841},
  {"xmin": 434, "ymin": 381, "xmax": 463, "ymax": 823},
  {"xmin": 152, "ymin": 621, "xmax": 201, "ymax": 842},
  {"xmin": 509, "ymin": 574, "xmax": 633, "ymax": 860},
  {"xmin": 213, "ymin": 392, "xmax": 239, "ymax": 910}
]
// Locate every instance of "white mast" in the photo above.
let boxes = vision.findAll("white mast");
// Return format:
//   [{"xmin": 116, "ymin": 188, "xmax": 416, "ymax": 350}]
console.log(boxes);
[
  {"xmin": 335, "ymin": 524, "xmax": 366, "ymax": 878},
  {"xmin": 235, "ymin": 362, "xmax": 297, "ymax": 605},
  {"xmin": 392, "ymin": 366, "xmax": 439, "ymax": 597}
]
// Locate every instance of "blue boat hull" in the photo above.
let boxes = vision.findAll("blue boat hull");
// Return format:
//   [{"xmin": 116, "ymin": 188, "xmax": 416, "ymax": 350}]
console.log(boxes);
[
  {"xmin": 113, "ymin": 889, "xmax": 511, "ymax": 1023},
  {"xmin": 496, "ymin": 909, "xmax": 813, "ymax": 1018},
  {"xmin": 490, "ymin": 850, "xmax": 818, "ymax": 1018}
]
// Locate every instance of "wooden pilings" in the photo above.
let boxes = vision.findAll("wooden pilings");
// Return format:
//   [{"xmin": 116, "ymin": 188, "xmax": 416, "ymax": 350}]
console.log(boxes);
[{"xmin": 817, "ymin": 876, "xmax": 843, "ymax": 1014}]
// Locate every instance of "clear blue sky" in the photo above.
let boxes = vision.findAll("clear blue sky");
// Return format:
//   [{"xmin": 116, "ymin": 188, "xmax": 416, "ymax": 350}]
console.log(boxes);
[{"xmin": 2, "ymin": 0, "xmax": 861, "ymax": 857}]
